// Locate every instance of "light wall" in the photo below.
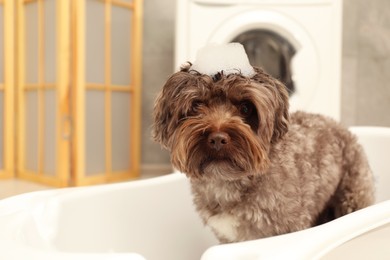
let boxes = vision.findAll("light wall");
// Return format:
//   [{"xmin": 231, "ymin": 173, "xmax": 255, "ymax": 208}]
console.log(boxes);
[
  {"xmin": 341, "ymin": 0, "xmax": 390, "ymax": 126},
  {"xmin": 141, "ymin": 0, "xmax": 390, "ymax": 169}
]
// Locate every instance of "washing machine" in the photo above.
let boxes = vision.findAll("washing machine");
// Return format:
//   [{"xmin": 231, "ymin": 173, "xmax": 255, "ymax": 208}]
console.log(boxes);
[{"xmin": 175, "ymin": 0, "xmax": 342, "ymax": 120}]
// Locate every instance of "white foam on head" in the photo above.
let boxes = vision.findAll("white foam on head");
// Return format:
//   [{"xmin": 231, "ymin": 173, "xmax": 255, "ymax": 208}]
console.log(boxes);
[{"xmin": 190, "ymin": 43, "xmax": 255, "ymax": 77}]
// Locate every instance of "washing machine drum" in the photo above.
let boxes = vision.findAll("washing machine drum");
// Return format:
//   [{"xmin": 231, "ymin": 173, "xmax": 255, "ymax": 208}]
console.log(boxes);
[
  {"xmin": 232, "ymin": 29, "xmax": 296, "ymax": 95},
  {"xmin": 206, "ymin": 9, "xmax": 320, "ymax": 113}
]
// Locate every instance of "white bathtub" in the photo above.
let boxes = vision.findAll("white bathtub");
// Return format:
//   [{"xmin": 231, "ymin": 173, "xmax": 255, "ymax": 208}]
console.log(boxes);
[{"xmin": 0, "ymin": 127, "xmax": 389, "ymax": 260}]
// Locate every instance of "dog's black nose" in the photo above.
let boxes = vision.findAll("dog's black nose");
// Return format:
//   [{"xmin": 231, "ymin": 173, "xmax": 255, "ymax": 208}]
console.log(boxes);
[{"xmin": 208, "ymin": 131, "xmax": 230, "ymax": 151}]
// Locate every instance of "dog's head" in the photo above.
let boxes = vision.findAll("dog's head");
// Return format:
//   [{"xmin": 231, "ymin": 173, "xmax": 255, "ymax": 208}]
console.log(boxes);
[{"xmin": 153, "ymin": 65, "xmax": 289, "ymax": 180}]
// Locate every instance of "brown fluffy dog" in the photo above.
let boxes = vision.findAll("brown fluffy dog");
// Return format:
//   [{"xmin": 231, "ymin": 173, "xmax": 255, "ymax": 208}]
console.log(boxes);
[{"xmin": 153, "ymin": 64, "xmax": 375, "ymax": 243}]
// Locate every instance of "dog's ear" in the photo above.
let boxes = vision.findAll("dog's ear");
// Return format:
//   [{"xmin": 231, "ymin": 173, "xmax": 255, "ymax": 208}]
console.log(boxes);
[
  {"xmin": 152, "ymin": 69, "xmax": 195, "ymax": 149},
  {"xmin": 251, "ymin": 67, "xmax": 290, "ymax": 143},
  {"xmin": 271, "ymin": 78, "xmax": 289, "ymax": 143},
  {"xmin": 152, "ymin": 89, "xmax": 171, "ymax": 149}
]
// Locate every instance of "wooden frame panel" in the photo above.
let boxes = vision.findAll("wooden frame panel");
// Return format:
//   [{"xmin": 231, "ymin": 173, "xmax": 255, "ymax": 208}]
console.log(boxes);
[
  {"xmin": 0, "ymin": 0, "xmax": 15, "ymax": 179},
  {"xmin": 56, "ymin": 0, "xmax": 70, "ymax": 185},
  {"xmin": 73, "ymin": 0, "xmax": 142, "ymax": 186},
  {"xmin": 131, "ymin": 0, "xmax": 142, "ymax": 182},
  {"xmin": 70, "ymin": 0, "xmax": 85, "ymax": 185},
  {"xmin": 17, "ymin": 0, "xmax": 70, "ymax": 187}
]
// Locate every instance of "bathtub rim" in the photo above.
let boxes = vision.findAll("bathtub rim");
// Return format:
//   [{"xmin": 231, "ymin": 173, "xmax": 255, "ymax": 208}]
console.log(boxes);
[{"xmin": 201, "ymin": 199, "xmax": 390, "ymax": 260}]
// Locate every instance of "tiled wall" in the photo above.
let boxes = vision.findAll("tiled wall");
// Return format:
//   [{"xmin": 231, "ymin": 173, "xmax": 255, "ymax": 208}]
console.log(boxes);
[{"xmin": 141, "ymin": 0, "xmax": 390, "ymax": 167}]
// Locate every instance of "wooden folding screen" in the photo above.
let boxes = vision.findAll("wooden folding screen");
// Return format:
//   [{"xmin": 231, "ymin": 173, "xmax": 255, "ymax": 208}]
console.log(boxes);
[
  {"xmin": 17, "ymin": 0, "xmax": 69, "ymax": 186},
  {"xmin": 16, "ymin": 0, "xmax": 142, "ymax": 186}
]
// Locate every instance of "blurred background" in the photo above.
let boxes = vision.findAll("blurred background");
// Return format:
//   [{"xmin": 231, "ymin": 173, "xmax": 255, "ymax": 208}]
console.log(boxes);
[
  {"xmin": 142, "ymin": 0, "xmax": 390, "ymax": 171},
  {"xmin": 0, "ymin": 0, "xmax": 389, "ymax": 193}
]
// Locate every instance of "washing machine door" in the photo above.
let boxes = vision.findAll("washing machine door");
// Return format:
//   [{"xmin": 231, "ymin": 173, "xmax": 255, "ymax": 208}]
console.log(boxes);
[{"xmin": 206, "ymin": 9, "xmax": 320, "ymax": 113}]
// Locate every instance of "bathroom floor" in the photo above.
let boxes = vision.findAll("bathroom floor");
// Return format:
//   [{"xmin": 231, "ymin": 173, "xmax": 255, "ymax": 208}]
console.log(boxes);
[
  {"xmin": 0, "ymin": 171, "xmax": 170, "ymax": 200},
  {"xmin": 0, "ymin": 179, "xmax": 52, "ymax": 200}
]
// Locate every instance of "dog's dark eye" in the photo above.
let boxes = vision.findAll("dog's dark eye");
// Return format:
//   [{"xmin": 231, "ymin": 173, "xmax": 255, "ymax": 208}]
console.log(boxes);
[
  {"xmin": 239, "ymin": 102, "xmax": 253, "ymax": 117},
  {"xmin": 237, "ymin": 101, "xmax": 259, "ymax": 131},
  {"xmin": 190, "ymin": 100, "xmax": 203, "ymax": 115}
]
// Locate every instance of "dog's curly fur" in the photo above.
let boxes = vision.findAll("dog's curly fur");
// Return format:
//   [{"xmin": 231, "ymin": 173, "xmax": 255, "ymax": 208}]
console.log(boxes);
[{"xmin": 153, "ymin": 65, "xmax": 375, "ymax": 243}]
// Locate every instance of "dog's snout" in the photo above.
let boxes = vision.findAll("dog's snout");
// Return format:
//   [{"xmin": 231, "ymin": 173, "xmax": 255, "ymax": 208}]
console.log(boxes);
[{"xmin": 208, "ymin": 131, "xmax": 230, "ymax": 151}]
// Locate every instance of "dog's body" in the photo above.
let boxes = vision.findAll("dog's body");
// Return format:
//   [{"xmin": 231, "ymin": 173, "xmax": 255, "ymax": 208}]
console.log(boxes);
[
  {"xmin": 190, "ymin": 111, "xmax": 374, "ymax": 242},
  {"xmin": 153, "ymin": 64, "xmax": 375, "ymax": 243}
]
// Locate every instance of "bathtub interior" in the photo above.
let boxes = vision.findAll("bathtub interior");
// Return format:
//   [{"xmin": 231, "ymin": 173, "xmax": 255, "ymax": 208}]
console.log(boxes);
[
  {"xmin": 321, "ymin": 222, "xmax": 390, "ymax": 259},
  {"xmin": 0, "ymin": 126, "xmax": 389, "ymax": 260},
  {"xmin": 8, "ymin": 174, "xmax": 218, "ymax": 260},
  {"xmin": 349, "ymin": 127, "xmax": 390, "ymax": 203}
]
